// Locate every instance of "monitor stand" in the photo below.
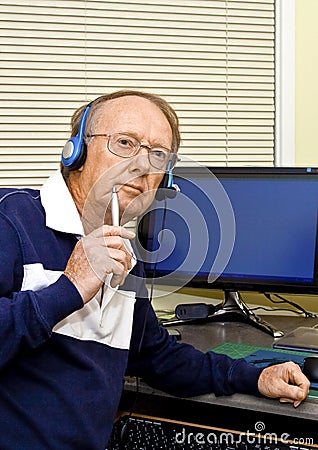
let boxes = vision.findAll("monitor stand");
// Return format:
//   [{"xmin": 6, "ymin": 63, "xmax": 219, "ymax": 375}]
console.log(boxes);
[
  {"xmin": 211, "ymin": 290, "xmax": 284, "ymax": 338},
  {"xmin": 161, "ymin": 290, "xmax": 284, "ymax": 338}
]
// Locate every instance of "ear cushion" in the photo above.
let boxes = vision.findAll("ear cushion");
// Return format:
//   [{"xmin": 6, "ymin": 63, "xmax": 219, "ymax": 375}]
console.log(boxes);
[
  {"xmin": 155, "ymin": 187, "xmax": 178, "ymax": 201},
  {"xmin": 62, "ymin": 140, "xmax": 87, "ymax": 170},
  {"xmin": 62, "ymin": 139, "xmax": 87, "ymax": 171},
  {"xmin": 155, "ymin": 172, "xmax": 179, "ymax": 200},
  {"xmin": 61, "ymin": 105, "xmax": 90, "ymax": 170},
  {"xmin": 62, "ymin": 137, "xmax": 83, "ymax": 168}
]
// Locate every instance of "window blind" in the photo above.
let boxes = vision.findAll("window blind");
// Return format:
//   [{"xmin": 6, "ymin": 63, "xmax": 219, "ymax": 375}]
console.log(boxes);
[{"xmin": 0, "ymin": 0, "xmax": 275, "ymax": 188}]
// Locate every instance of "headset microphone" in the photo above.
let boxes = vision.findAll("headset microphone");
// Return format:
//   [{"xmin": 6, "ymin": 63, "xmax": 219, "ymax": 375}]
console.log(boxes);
[
  {"xmin": 155, "ymin": 166, "xmax": 180, "ymax": 201},
  {"xmin": 61, "ymin": 104, "xmax": 91, "ymax": 171}
]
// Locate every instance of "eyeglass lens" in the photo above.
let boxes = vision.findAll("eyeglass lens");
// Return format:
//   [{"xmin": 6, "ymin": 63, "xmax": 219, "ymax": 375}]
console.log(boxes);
[{"xmin": 109, "ymin": 133, "xmax": 175, "ymax": 170}]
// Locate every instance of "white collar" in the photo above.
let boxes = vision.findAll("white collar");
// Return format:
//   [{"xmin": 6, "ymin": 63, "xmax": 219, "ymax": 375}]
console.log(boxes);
[{"xmin": 40, "ymin": 170, "xmax": 84, "ymax": 236}]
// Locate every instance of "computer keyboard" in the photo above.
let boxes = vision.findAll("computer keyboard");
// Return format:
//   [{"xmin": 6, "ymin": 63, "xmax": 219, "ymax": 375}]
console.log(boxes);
[{"xmin": 107, "ymin": 414, "xmax": 314, "ymax": 450}]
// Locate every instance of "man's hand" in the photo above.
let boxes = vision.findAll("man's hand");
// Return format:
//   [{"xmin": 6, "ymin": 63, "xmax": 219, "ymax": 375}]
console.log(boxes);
[
  {"xmin": 64, "ymin": 225, "xmax": 135, "ymax": 304},
  {"xmin": 258, "ymin": 361, "xmax": 310, "ymax": 407}
]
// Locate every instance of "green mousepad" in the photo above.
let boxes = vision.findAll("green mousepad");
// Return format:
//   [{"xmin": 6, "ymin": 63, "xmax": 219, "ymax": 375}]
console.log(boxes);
[{"xmin": 211, "ymin": 342, "xmax": 318, "ymax": 398}]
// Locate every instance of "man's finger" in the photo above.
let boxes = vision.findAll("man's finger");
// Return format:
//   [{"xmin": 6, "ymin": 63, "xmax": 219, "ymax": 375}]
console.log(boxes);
[
  {"xmin": 288, "ymin": 366, "xmax": 310, "ymax": 389},
  {"xmin": 98, "ymin": 224, "xmax": 135, "ymax": 239},
  {"xmin": 279, "ymin": 397, "xmax": 294, "ymax": 404}
]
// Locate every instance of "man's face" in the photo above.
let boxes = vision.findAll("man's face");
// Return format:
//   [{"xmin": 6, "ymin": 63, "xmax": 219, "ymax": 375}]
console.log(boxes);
[{"xmin": 70, "ymin": 95, "xmax": 174, "ymax": 231}]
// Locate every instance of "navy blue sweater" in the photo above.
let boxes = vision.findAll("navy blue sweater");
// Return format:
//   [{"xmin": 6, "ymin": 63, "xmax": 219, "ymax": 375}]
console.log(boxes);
[{"xmin": 0, "ymin": 174, "xmax": 262, "ymax": 449}]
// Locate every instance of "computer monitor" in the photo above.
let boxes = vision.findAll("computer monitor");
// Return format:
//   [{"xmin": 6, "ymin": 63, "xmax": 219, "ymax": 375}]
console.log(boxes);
[{"xmin": 136, "ymin": 166, "xmax": 318, "ymax": 337}]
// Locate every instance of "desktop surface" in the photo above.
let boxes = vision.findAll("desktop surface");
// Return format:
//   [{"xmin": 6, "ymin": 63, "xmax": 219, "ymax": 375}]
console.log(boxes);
[
  {"xmin": 171, "ymin": 314, "xmax": 318, "ymax": 353},
  {"xmin": 119, "ymin": 315, "xmax": 318, "ymax": 444}
]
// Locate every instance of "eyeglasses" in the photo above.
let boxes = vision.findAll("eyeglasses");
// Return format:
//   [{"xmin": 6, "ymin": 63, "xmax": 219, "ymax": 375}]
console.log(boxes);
[{"xmin": 88, "ymin": 132, "xmax": 179, "ymax": 171}]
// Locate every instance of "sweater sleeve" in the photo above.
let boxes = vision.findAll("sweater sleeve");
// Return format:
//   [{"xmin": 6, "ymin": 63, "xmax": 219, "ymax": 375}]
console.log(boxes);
[
  {"xmin": 127, "ymin": 299, "xmax": 262, "ymax": 398},
  {"xmin": 0, "ymin": 214, "xmax": 83, "ymax": 370}
]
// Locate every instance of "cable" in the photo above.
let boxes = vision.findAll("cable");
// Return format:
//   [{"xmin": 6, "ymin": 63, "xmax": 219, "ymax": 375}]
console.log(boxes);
[
  {"xmin": 250, "ymin": 306, "xmax": 306, "ymax": 315},
  {"xmin": 155, "ymin": 308, "xmax": 175, "ymax": 316},
  {"xmin": 263, "ymin": 292, "xmax": 318, "ymax": 318},
  {"xmin": 120, "ymin": 199, "xmax": 169, "ymax": 441},
  {"xmin": 137, "ymin": 202, "xmax": 168, "ymax": 354}
]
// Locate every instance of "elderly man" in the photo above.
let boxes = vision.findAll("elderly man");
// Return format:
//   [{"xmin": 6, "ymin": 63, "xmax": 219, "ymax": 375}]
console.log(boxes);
[{"xmin": 0, "ymin": 90, "xmax": 309, "ymax": 449}]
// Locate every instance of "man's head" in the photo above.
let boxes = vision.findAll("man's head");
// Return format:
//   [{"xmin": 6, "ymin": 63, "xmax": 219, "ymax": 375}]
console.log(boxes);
[
  {"xmin": 62, "ymin": 90, "xmax": 181, "ymax": 232},
  {"xmin": 62, "ymin": 90, "xmax": 180, "ymax": 178}
]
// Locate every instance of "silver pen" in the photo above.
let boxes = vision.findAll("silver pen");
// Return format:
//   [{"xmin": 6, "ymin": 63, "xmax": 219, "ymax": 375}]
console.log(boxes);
[
  {"xmin": 112, "ymin": 186, "xmax": 136, "ymax": 264},
  {"xmin": 111, "ymin": 186, "xmax": 120, "ymax": 226}
]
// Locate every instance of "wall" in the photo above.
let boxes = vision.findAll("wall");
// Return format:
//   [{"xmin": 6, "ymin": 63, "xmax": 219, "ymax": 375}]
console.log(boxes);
[{"xmin": 295, "ymin": 0, "xmax": 318, "ymax": 166}]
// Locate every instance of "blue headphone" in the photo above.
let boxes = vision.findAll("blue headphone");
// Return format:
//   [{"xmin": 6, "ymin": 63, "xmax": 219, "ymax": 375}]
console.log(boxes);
[{"xmin": 61, "ymin": 104, "xmax": 91, "ymax": 171}]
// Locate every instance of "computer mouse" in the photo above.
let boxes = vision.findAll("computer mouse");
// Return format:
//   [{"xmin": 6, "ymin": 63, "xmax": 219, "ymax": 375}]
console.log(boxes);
[{"xmin": 303, "ymin": 356, "xmax": 318, "ymax": 382}]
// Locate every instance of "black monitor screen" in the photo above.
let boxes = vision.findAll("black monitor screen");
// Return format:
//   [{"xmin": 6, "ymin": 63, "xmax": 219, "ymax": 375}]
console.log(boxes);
[{"xmin": 137, "ymin": 167, "xmax": 318, "ymax": 294}]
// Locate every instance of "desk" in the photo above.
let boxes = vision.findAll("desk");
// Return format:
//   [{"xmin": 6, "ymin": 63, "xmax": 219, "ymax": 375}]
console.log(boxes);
[{"xmin": 120, "ymin": 316, "xmax": 318, "ymax": 445}]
